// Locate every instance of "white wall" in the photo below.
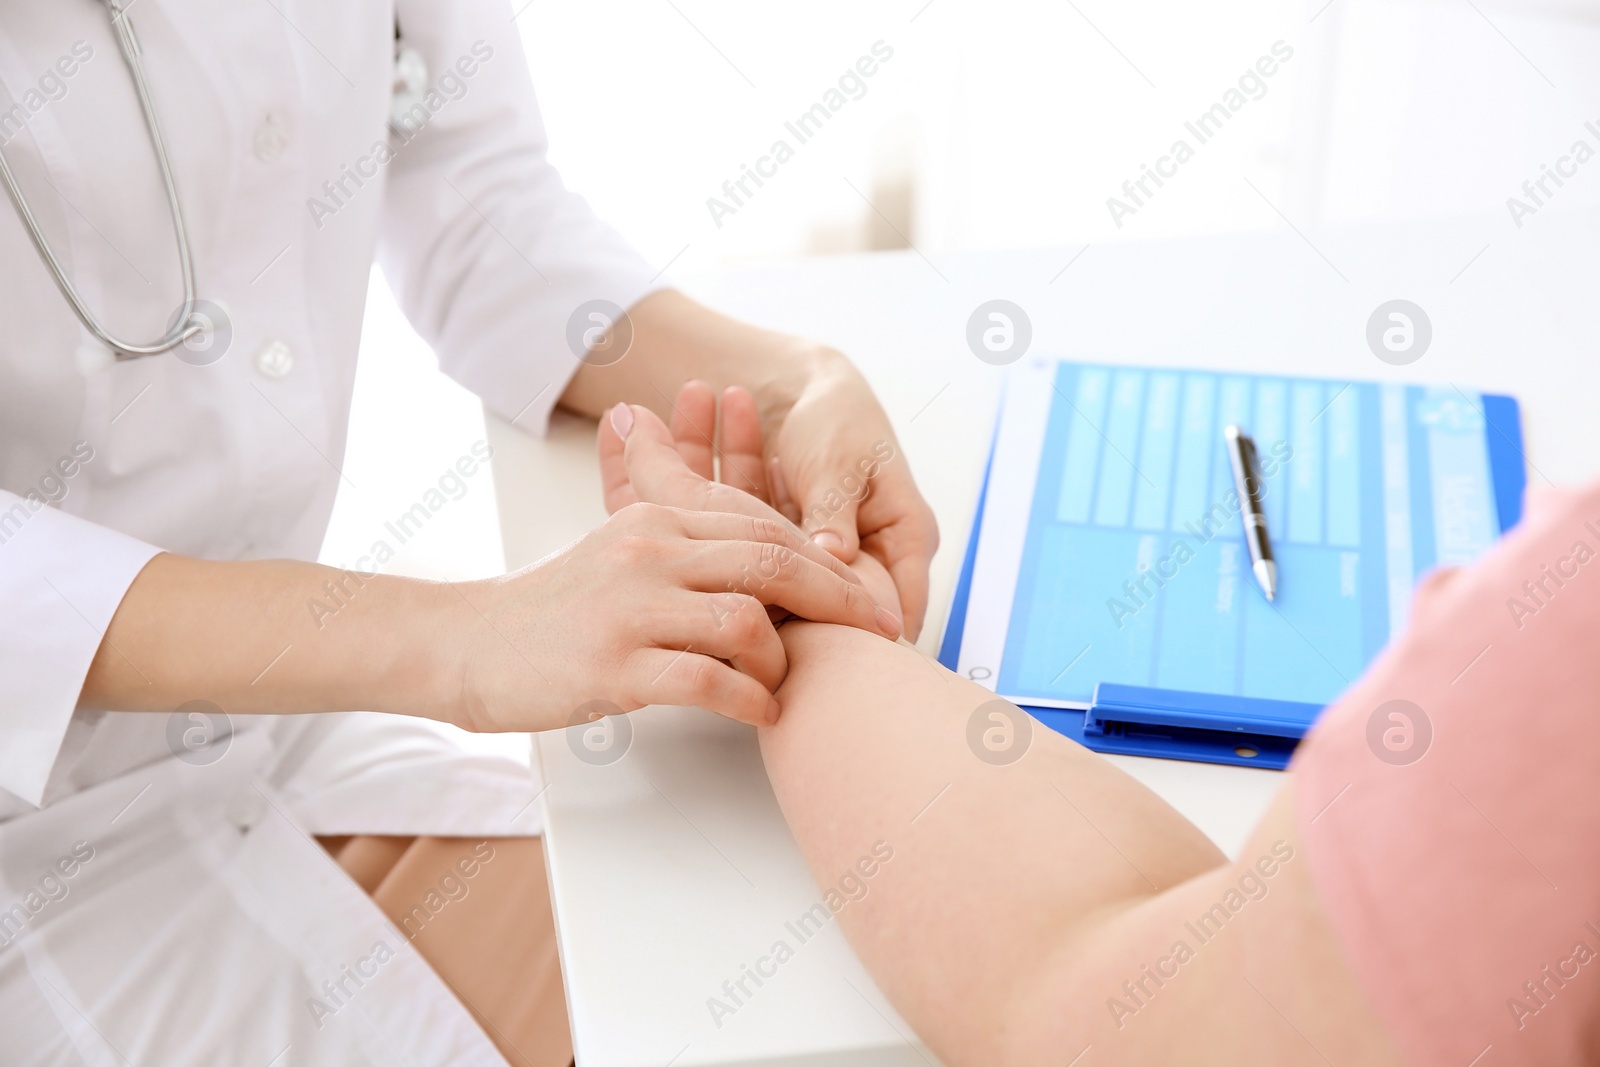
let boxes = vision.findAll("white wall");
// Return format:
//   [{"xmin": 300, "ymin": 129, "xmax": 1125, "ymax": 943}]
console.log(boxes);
[
  {"xmin": 325, "ymin": 0, "xmax": 1600, "ymax": 580},
  {"xmin": 1289, "ymin": 0, "xmax": 1600, "ymax": 226}
]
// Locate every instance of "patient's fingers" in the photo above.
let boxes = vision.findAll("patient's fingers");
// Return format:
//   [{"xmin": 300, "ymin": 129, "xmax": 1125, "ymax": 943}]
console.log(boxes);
[
  {"xmin": 717, "ymin": 386, "xmax": 770, "ymax": 502},
  {"xmin": 670, "ymin": 380, "xmax": 718, "ymax": 481}
]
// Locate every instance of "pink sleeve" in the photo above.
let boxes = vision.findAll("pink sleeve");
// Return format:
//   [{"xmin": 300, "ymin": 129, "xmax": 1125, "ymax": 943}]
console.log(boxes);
[{"xmin": 1293, "ymin": 481, "xmax": 1600, "ymax": 1066}]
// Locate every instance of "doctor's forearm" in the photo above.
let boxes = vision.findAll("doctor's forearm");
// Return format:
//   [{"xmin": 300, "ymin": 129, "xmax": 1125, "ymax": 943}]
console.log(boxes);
[
  {"xmin": 79, "ymin": 553, "xmax": 461, "ymax": 721},
  {"xmin": 558, "ymin": 289, "xmax": 829, "ymax": 427}
]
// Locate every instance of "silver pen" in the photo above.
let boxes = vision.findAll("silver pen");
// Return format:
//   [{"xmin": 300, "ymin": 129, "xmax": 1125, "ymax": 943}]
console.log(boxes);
[{"xmin": 1224, "ymin": 425, "xmax": 1277, "ymax": 601}]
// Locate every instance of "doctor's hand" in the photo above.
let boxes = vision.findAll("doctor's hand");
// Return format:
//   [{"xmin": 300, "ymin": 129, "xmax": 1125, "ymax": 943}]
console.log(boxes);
[
  {"xmin": 600, "ymin": 389, "xmax": 906, "ymax": 628},
  {"xmin": 559, "ymin": 291, "xmax": 938, "ymax": 640},
  {"xmin": 763, "ymin": 354, "xmax": 939, "ymax": 640},
  {"xmin": 589, "ymin": 362, "xmax": 938, "ymax": 638},
  {"xmin": 446, "ymin": 495, "xmax": 901, "ymax": 731}
]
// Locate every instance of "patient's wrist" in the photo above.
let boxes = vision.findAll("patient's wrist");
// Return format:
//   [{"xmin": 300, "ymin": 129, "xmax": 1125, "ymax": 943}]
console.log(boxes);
[{"xmin": 773, "ymin": 617, "xmax": 907, "ymax": 696}]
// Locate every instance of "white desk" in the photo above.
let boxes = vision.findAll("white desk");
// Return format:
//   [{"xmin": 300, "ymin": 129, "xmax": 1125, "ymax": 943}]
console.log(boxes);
[{"xmin": 489, "ymin": 207, "xmax": 1600, "ymax": 1067}]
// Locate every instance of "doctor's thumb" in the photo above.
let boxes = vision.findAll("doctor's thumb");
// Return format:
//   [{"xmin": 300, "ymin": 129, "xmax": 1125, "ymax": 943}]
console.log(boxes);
[{"xmin": 798, "ymin": 480, "xmax": 862, "ymax": 562}]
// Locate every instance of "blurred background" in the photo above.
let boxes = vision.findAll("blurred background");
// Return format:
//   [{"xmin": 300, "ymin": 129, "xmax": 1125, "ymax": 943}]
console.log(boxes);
[
  {"xmin": 324, "ymin": 0, "xmax": 1600, "ymax": 580},
  {"xmin": 527, "ymin": 0, "xmax": 1600, "ymax": 259}
]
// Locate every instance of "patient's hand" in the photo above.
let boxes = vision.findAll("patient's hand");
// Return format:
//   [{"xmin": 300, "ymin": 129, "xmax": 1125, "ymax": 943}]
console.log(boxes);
[{"xmin": 599, "ymin": 383, "xmax": 903, "ymax": 630}]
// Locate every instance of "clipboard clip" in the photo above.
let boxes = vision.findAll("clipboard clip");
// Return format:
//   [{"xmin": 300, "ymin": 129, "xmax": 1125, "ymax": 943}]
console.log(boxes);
[{"xmin": 1081, "ymin": 683, "xmax": 1323, "ymax": 770}]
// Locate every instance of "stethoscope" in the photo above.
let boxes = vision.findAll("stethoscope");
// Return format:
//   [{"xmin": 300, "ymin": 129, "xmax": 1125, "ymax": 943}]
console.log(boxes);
[
  {"xmin": 0, "ymin": 0, "xmax": 202, "ymax": 360},
  {"xmin": 0, "ymin": 1, "xmax": 428, "ymax": 363}
]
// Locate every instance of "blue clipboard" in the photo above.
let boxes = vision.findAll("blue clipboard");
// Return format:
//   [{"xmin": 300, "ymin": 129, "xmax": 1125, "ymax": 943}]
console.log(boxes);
[{"xmin": 939, "ymin": 360, "xmax": 1526, "ymax": 770}]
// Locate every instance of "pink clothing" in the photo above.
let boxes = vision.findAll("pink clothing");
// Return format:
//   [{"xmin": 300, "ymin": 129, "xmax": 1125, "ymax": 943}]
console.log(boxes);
[{"xmin": 1295, "ymin": 482, "xmax": 1600, "ymax": 1066}]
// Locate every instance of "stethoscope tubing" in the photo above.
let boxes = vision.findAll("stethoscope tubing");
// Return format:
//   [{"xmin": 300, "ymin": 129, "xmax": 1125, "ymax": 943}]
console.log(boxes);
[{"xmin": 0, "ymin": 0, "xmax": 202, "ymax": 360}]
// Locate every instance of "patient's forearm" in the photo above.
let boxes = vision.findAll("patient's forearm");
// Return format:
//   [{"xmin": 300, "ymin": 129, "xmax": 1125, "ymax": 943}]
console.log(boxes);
[{"xmin": 759, "ymin": 621, "xmax": 1227, "ymax": 1061}]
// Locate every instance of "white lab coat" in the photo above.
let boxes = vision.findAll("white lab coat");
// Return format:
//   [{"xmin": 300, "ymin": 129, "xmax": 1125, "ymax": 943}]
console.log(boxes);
[{"xmin": 0, "ymin": 0, "xmax": 656, "ymax": 1061}]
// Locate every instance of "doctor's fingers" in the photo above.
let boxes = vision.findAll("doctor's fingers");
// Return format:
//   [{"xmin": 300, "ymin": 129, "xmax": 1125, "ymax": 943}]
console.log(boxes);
[
  {"xmin": 617, "ymin": 403, "xmax": 771, "ymax": 519},
  {"xmin": 600, "ymin": 385, "xmax": 725, "ymax": 512},
  {"xmin": 767, "ymin": 457, "xmax": 803, "ymax": 525},
  {"xmin": 627, "ymin": 645, "xmax": 780, "ymax": 726},
  {"xmin": 668, "ymin": 380, "xmax": 718, "ymax": 481},
  {"xmin": 650, "ymin": 590, "xmax": 788, "ymax": 694},
  {"xmin": 678, "ymin": 539, "xmax": 900, "ymax": 640},
  {"xmin": 714, "ymin": 386, "xmax": 770, "ymax": 502},
  {"xmin": 647, "ymin": 505, "xmax": 865, "ymax": 590},
  {"xmin": 597, "ymin": 413, "xmax": 638, "ymax": 514}
]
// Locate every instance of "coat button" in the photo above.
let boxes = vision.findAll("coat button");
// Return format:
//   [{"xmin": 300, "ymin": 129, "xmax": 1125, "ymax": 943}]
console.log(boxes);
[
  {"xmin": 253, "ymin": 111, "xmax": 291, "ymax": 163},
  {"xmin": 225, "ymin": 786, "xmax": 268, "ymax": 832},
  {"xmin": 254, "ymin": 339, "xmax": 294, "ymax": 378}
]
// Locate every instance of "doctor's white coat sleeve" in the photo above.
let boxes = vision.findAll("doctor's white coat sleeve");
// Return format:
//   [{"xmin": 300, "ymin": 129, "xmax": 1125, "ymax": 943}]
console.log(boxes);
[
  {"xmin": 377, "ymin": 0, "xmax": 663, "ymax": 435},
  {"xmin": 0, "ymin": 491, "xmax": 160, "ymax": 806}
]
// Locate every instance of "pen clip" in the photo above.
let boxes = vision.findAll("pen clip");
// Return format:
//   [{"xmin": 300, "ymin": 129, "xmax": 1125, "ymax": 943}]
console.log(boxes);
[{"xmin": 1224, "ymin": 424, "xmax": 1264, "ymax": 505}]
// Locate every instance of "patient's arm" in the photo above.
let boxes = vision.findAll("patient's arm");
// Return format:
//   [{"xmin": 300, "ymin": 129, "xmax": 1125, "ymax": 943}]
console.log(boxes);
[
  {"xmin": 761, "ymin": 619, "xmax": 1217, "ymax": 1051},
  {"xmin": 607, "ymin": 396, "xmax": 1399, "ymax": 1064},
  {"xmin": 762, "ymin": 622, "xmax": 1400, "ymax": 1065}
]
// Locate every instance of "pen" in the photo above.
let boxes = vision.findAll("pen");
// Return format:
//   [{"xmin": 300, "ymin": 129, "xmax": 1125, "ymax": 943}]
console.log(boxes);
[{"xmin": 1223, "ymin": 425, "xmax": 1277, "ymax": 602}]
